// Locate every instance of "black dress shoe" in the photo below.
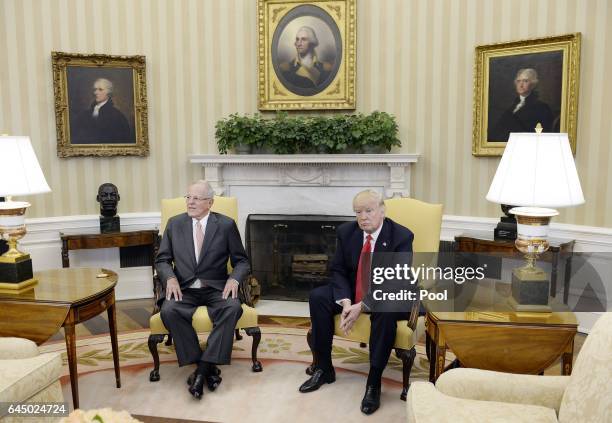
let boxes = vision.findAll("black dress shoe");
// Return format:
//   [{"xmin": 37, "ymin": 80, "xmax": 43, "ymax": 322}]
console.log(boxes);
[
  {"xmin": 360, "ymin": 385, "xmax": 381, "ymax": 415},
  {"xmin": 187, "ymin": 366, "xmax": 221, "ymax": 386},
  {"xmin": 299, "ymin": 368, "xmax": 336, "ymax": 393},
  {"xmin": 188, "ymin": 374, "xmax": 205, "ymax": 399},
  {"xmin": 206, "ymin": 374, "xmax": 222, "ymax": 391}
]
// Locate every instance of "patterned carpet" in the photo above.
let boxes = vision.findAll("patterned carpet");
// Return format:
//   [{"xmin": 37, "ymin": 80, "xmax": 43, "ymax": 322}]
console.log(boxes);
[{"xmin": 39, "ymin": 318, "xmax": 447, "ymax": 422}]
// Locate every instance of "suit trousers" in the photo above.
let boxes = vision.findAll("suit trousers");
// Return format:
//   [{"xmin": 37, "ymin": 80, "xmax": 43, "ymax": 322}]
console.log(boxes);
[
  {"xmin": 160, "ymin": 287, "xmax": 243, "ymax": 366},
  {"xmin": 309, "ymin": 284, "xmax": 405, "ymax": 370}
]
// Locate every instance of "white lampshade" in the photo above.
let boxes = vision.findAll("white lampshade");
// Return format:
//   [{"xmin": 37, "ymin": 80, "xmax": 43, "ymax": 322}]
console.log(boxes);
[
  {"xmin": 486, "ymin": 133, "xmax": 584, "ymax": 208},
  {"xmin": 0, "ymin": 136, "xmax": 51, "ymax": 197}
]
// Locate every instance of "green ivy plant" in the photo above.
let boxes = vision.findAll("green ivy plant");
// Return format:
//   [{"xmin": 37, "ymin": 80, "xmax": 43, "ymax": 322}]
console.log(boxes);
[{"xmin": 215, "ymin": 111, "xmax": 401, "ymax": 154}]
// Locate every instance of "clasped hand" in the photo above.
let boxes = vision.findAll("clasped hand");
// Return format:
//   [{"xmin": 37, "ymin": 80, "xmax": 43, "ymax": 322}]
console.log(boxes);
[{"xmin": 339, "ymin": 302, "xmax": 362, "ymax": 336}]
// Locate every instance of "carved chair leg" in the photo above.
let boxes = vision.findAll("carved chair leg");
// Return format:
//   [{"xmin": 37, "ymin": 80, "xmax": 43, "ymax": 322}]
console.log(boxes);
[
  {"xmin": 395, "ymin": 347, "xmax": 417, "ymax": 401},
  {"xmin": 148, "ymin": 334, "xmax": 166, "ymax": 382},
  {"xmin": 425, "ymin": 331, "xmax": 432, "ymax": 362},
  {"xmin": 244, "ymin": 327, "xmax": 263, "ymax": 372},
  {"xmin": 235, "ymin": 328, "xmax": 243, "ymax": 341},
  {"xmin": 306, "ymin": 328, "xmax": 317, "ymax": 375},
  {"xmin": 165, "ymin": 333, "xmax": 173, "ymax": 346}
]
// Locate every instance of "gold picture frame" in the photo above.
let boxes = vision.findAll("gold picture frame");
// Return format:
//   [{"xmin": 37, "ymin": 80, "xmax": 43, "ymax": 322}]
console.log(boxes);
[
  {"xmin": 257, "ymin": 0, "xmax": 356, "ymax": 110},
  {"xmin": 52, "ymin": 52, "xmax": 149, "ymax": 157},
  {"xmin": 472, "ymin": 33, "xmax": 581, "ymax": 156}
]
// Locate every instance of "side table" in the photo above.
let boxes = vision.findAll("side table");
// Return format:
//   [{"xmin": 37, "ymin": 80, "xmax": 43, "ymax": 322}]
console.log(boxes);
[
  {"xmin": 455, "ymin": 232, "xmax": 575, "ymax": 304},
  {"xmin": 0, "ymin": 268, "xmax": 121, "ymax": 409}
]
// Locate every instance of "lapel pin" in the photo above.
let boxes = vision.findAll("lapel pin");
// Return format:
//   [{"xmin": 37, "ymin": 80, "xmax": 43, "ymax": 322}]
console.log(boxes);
[{"xmin": 382, "ymin": 242, "xmax": 387, "ymax": 247}]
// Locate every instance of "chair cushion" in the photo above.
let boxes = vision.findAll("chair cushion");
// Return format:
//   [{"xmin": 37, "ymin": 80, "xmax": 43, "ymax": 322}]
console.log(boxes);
[
  {"xmin": 150, "ymin": 304, "xmax": 258, "ymax": 334},
  {"xmin": 333, "ymin": 314, "xmax": 415, "ymax": 349},
  {"xmin": 0, "ymin": 352, "xmax": 62, "ymax": 403},
  {"xmin": 0, "ymin": 337, "xmax": 39, "ymax": 360},
  {"xmin": 407, "ymin": 381, "xmax": 558, "ymax": 423},
  {"xmin": 558, "ymin": 312, "xmax": 612, "ymax": 423}
]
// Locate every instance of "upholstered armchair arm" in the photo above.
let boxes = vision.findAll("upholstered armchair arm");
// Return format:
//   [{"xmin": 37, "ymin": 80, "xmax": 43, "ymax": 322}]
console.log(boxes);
[
  {"xmin": 0, "ymin": 337, "xmax": 39, "ymax": 360},
  {"xmin": 436, "ymin": 368, "xmax": 569, "ymax": 413},
  {"xmin": 407, "ymin": 382, "xmax": 558, "ymax": 423}
]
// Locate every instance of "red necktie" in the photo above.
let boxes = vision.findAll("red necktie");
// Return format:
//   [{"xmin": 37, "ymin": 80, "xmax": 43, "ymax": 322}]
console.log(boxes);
[{"xmin": 355, "ymin": 234, "xmax": 373, "ymax": 304}]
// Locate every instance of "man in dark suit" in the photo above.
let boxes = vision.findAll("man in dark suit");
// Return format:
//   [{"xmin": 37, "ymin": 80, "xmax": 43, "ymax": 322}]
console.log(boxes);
[
  {"xmin": 155, "ymin": 180, "xmax": 250, "ymax": 399},
  {"xmin": 489, "ymin": 68, "xmax": 555, "ymax": 141},
  {"xmin": 71, "ymin": 78, "xmax": 133, "ymax": 144},
  {"xmin": 279, "ymin": 26, "xmax": 332, "ymax": 91},
  {"xmin": 299, "ymin": 190, "xmax": 414, "ymax": 415}
]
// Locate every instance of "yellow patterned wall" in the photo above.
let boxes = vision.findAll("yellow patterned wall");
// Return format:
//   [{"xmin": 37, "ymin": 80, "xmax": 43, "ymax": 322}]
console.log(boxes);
[{"xmin": 0, "ymin": 0, "xmax": 610, "ymax": 227}]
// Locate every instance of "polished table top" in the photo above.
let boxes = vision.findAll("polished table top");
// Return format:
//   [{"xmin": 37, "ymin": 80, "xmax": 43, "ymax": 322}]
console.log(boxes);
[
  {"xmin": 423, "ymin": 279, "xmax": 577, "ymax": 326},
  {"xmin": 0, "ymin": 268, "xmax": 117, "ymax": 305}
]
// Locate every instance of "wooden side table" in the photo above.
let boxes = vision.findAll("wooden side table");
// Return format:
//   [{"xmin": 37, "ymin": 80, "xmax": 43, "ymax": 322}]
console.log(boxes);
[
  {"xmin": 0, "ymin": 268, "xmax": 121, "ymax": 409},
  {"xmin": 455, "ymin": 232, "xmax": 575, "ymax": 304},
  {"xmin": 61, "ymin": 229, "xmax": 159, "ymax": 296},
  {"xmin": 423, "ymin": 280, "xmax": 577, "ymax": 382}
]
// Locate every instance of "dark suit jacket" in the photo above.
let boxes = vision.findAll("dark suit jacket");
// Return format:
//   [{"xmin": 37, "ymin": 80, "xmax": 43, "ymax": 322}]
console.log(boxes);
[
  {"xmin": 489, "ymin": 92, "xmax": 554, "ymax": 141},
  {"xmin": 71, "ymin": 99, "xmax": 133, "ymax": 144},
  {"xmin": 155, "ymin": 212, "xmax": 250, "ymax": 307},
  {"xmin": 329, "ymin": 217, "xmax": 414, "ymax": 306}
]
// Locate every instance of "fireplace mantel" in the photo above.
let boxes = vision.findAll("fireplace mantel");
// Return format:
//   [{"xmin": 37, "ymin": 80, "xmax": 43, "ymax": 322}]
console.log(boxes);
[
  {"xmin": 190, "ymin": 153, "xmax": 420, "ymax": 198},
  {"xmin": 190, "ymin": 153, "xmax": 420, "ymax": 235}
]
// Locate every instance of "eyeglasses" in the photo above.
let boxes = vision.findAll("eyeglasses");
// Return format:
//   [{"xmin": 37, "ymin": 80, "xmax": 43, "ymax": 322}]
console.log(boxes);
[{"xmin": 184, "ymin": 195, "xmax": 212, "ymax": 202}]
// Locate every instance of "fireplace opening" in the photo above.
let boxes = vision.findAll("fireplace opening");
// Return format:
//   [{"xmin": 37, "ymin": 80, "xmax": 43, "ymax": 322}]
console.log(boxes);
[{"xmin": 246, "ymin": 214, "xmax": 353, "ymax": 301}]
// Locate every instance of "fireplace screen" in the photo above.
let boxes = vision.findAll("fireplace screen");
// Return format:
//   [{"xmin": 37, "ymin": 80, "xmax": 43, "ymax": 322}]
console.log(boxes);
[{"xmin": 246, "ymin": 214, "xmax": 353, "ymax": 301}]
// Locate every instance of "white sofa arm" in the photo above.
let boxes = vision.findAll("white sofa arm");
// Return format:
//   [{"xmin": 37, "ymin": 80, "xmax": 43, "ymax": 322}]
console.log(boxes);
[
  {"xmin": 407, "ymin": 381, "xmax": 558, "ymax": 423},
  {"xmin": 436, "ymin": 368, "xmax": 569, "ymax": 413},
  {"xmin": 0, "ymin": 337, "xmax": 39, "ymax": 360}
]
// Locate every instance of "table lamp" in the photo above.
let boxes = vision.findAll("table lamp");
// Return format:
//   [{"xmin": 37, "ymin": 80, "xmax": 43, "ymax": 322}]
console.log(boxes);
[
  {"xmin": 0, "ymin": 136, "xmax": 51, "ymax": 291},
  {"xmin": 486, "ymin": 129, "xmax": 584, "ymax": 311}
]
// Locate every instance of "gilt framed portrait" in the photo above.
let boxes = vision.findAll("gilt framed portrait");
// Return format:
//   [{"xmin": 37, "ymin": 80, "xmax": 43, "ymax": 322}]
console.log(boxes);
[
  {"xmin": 258, "ymin": 0, "xmax": 356, "ymax": 110},
  {"xmin": 472, "ymin": 33, "xmax": 581, "ymax": 156},
  {"xmin": 52, "ymin": 52, "xmax": 149, "ymax": 157}
]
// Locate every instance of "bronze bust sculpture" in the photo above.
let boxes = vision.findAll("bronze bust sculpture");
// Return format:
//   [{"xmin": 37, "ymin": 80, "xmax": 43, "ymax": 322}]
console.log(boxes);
[{"xmin": 97, "ymin": 183, "xmax": 120, "ymax": 232}]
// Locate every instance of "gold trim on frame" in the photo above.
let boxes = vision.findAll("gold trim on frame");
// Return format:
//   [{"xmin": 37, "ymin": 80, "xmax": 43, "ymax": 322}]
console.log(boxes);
[
  {"xmin": 258, "ymin": 0, "xmax": 356, "ymax": 110},
  {"xmin": 52, "ymin": 52, "xmax": 149, "ymax": 157},
  {"xmin": 472, "ymin": 33, "xmax": 581, "ymax": 157}
]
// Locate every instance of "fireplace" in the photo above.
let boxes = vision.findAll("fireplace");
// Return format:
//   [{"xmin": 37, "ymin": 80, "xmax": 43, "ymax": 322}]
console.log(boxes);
[
  {"xmin": 190, "ymin": 154, "xmax": 420, "ymax": 301},
  {"xmin": 246, "ymin": 214, "xmax": 353, "ymax": 301}
]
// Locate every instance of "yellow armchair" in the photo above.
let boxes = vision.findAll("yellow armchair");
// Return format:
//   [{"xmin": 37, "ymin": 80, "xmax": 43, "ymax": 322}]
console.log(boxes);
[
  {"xmin": 148, "ymin": 196, "xmax": 262, "ymax": 383},
  {"xmin": 306, "ymin": 197, "xmax": 443, "ymax": 401}
]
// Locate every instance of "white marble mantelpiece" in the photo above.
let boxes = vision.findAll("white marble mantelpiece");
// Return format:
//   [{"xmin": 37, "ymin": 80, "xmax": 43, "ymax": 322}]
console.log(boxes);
[
  {"xmin": 190, "ymin": 153, "xmax": 419, "ymax": 195},
  {"xmin": 189, "ymin": 153, "xmax": 419, "ymax": 235}
]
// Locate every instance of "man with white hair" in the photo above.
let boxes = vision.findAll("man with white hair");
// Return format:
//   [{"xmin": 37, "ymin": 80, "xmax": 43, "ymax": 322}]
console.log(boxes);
[
  {"xmin": 280, "ymin": 26, "xmax": 332, "ymax": 90},
  {"xmin": 299, "ymin": 190, "xmax": 414, "ymax": 415},
  {"xmin": 71, "ymin": 77, "xmax": 133, "ymax": 144},
  {"xmin": 489, "ymin": 68, "xmax": 555, "ymax": 141},
  {"xmin": 156, "ymin": 180, "xmax": 250, "ymax": 400}
]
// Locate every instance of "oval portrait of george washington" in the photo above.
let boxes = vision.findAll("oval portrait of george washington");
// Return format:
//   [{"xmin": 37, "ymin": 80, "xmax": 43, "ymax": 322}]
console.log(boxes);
[{"xmin": 272, "ymin": 4, "xmax": 342, "ymax": 97}]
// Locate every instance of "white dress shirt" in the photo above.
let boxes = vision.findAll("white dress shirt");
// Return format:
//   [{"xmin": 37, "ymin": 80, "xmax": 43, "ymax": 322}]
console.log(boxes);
[
  {"xmin": 189, "ymin": 214, "xmax": 209, "ymax": 288},
  {"xmin": 92, "ymin": 99, "xmax": 109, "ymax": 118},
  {"xmin": 337, "ymin": 221, "xmax": 384, "ymax": 306}
]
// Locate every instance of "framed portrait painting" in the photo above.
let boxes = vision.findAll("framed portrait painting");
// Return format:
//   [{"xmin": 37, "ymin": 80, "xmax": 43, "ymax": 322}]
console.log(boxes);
[
  {"xmin": 52, "ymin": 52, "xmax": 149, "ymax": 157},
  {"xmin": 257, "ymin": 0, "xmax": 356, "ymax": 110},
  {"xmin": 472, "ymin": 33, "xmax": 581, "ymax": 156}
]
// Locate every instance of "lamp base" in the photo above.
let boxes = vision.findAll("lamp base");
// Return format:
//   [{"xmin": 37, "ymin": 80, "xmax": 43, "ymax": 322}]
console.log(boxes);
[
  {"xmin": 100, "ymin": 216, "xmax": 120, "ymax": 233},
  {"xmin": 510, "ymin": 267, "xmax": 550, "ymax": 312},
  {"xmin": 0, "ymin": 277, "xmax": 38, "ymax": 293},
  {"xmin": 0, "ymin": 253, "xmax": 34, "ymax": 283}
]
